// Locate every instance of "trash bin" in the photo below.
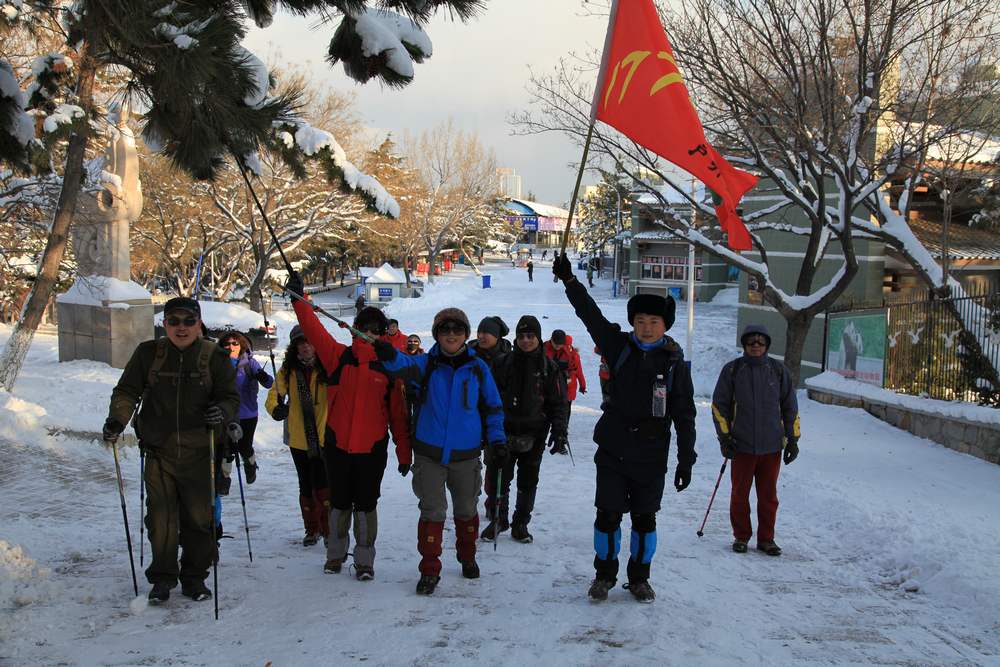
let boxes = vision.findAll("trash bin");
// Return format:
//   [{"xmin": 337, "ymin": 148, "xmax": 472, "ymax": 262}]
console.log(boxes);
[
  {"xmin": 482, "ymin": 274, "xmax": 492, "ymax": 289},
  {"xmin": 668, "ymin": 287, "xmax": 682, "ymax": 300}
]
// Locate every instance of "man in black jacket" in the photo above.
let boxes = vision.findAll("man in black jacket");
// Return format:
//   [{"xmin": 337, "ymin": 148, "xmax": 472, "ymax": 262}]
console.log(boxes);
[
  {"xmin": 468, "ymin": 316, "xmax": 512, "ymax": 373},
  {"xmin": 481, "ymin": 315, "xmax": 568, "ymax": 543},
  {"xmin": 553, "ymin": 254, "xmax": 697, "ymax": 603}
]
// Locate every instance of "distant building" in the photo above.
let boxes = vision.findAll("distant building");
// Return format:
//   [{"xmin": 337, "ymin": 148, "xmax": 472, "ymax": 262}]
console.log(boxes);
[
  {"xmin": 502, "ymin": 199, "xmax": 569, "ymax": 247},
  {"xmin": 497, "ymin": 167, "xmax": 522, "ymax": 199}
]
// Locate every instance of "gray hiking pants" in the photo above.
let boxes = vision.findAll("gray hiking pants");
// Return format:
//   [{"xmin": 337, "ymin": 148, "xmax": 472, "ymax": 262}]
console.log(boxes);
[
  {"xmin": 327, "ymin": 508, "xmax": 378, "ymax": 569},
  {"xmin": 411, "ymin": 454, "xmax": 482, "ymax": 522}
]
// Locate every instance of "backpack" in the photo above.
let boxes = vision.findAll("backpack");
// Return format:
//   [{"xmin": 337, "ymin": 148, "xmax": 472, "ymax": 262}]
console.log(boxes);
[{"xmin": 147, "ymin": 337, "xmax": 215, "ymax": 392}]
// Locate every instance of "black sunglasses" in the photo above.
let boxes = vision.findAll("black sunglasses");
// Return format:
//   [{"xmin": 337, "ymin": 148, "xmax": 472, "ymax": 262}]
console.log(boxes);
[
  {"xmin": 165, "ymin": 316, "xmax": 198, "ymax": 327},
  {"xmin": 438, "ymin": 324, "xmax": 465, "ymax": 335},
  {"xmin": 222, "ymin": 340, "xmax": 240, "ymax": 348},
  {"xmin": 745, "ymin": 337, "xmax": 768, "ymax": 347}
]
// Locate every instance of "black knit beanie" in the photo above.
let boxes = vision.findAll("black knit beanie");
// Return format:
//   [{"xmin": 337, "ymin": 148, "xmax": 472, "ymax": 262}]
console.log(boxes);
[{"xmin": 515, "ymin": 315, "xmax": 542, "ymax": 340}]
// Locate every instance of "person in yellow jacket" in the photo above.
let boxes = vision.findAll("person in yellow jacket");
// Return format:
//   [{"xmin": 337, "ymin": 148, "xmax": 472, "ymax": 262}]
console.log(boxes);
[{"xmin": 266, "ymin": 326, "xmax": 331, "ymax": 546}]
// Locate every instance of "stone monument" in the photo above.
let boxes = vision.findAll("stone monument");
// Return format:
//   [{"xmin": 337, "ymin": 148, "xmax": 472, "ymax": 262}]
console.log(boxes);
[{"xmin": 57, "ymin": 104, "xmax": 153, "ymax": 368}]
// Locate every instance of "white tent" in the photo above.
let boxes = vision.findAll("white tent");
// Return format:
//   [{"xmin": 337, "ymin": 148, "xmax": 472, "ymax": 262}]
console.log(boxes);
[{"xmin": 364, "ymin": 263, "xmax": 407, "ymax": 302}]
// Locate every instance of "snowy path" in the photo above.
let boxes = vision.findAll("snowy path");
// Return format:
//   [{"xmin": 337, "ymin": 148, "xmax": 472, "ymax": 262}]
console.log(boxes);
[{"xmin": 1, "ymin": 263, "xmax": 998, "ymax": 666}]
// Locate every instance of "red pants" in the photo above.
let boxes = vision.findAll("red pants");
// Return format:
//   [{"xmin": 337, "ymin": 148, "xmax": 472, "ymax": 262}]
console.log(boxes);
[{"xmin": 729, "ymin": 451, "xmax": 782, "ymax": 543}]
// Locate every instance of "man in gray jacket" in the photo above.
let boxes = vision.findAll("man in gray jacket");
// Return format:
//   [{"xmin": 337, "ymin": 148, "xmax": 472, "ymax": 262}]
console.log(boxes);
[{"xmin": 711, "ymin": 324, "xmax": 799, "ymax": 556}]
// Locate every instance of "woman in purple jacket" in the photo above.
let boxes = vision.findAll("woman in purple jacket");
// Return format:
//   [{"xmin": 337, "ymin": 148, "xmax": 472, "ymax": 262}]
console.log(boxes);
[{"xmin": 219, "ymin": 331, "xmax": 273, "ymax": 483}]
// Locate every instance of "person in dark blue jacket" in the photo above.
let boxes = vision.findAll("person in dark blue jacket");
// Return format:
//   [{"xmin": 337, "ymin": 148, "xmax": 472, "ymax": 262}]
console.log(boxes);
[
  {"xmin": 712, "ymin": 324, "xmax": 799, "ymax": 557},
  {"xmin": 373, "ymin": 307, "xmax": 506, "ymax": 596},
  {"xmin": 553, "ymin": 253, "xmax": 697, "ymax": 603}
]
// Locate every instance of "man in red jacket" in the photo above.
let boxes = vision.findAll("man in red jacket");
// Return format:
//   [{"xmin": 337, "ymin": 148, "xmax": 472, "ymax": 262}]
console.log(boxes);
[
  {"xmin": 383, "ymin": 319, "xmax": 408, "ymax": 352},
  {"xmin": 287, "ymin": 273, "xmax": 412, "ymax": 581},
  {"xmin": 544, "ymin": 329, "xmax": 587, "ymax": 454}
]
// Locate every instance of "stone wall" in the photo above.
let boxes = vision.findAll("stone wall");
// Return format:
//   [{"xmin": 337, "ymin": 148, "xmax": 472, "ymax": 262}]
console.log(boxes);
[{"xmin": 808, "ymin": 387, "xmax": 1000, "ymax": 465}]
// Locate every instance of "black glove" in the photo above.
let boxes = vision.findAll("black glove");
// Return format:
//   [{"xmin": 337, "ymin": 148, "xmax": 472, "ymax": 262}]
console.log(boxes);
[
  {"xmin": 255, "ymin": 368, "xmax": 271, "ymax": 384},
  {"xmin": 674, "ymin": 466, "xmax": 692, "ymax": 492},
  {"xmin": 204, "ymin": 405, "xmax": 225, "ymax": 426},
  {"xmin": 579, "ymin": 387, "xmax": 587, "ymax": 394},
  {"xmin": 102, "ymin": 418, "xmax": 124, "ymax": 443},
  {"xmin": 548, "ymin": 433, "xmax": 568, "ymax": 455},
  {"xmin": 225, "ymin": 421, "xmax": 243, "ymax": 442},
  {"xmin": 398, "ymin": 463, "xmax": 411, "ymax": 477},
  {"xmin": 784, "ymin": 438, "xmax": 799, "ymax": 465},
  {"xmin": 285, "ymin": 271, "xmax": 304, "ymax": 298},
  {"xmin": 491, "ymin": 442, "xmax": 509, "ymax": 466},
  {"xmin": 719, "ymin": 434, "xmax": 736, "ymax": 459},
  {"xmin": 552, "ymin": 252, "xmax": 574, "ymax": 282},
  {"xmin": 372, "ymin": 339, "xmax": 397, "ymax": 362},
  {"xmin": 271, "ymin": 403, "xmax": 289, "ymax": 421}
]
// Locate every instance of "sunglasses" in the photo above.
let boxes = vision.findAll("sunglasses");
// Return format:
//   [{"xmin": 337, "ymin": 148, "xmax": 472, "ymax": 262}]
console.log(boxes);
[
  {"xmin": 222, "ymin": 340, "xmax": 241, "ymax": 348},
  {"xmin": 745, "ymin": 337, "xmax": 768, "ymax": 347},
  {"xmin": 438, "ymin": 324, "xmax": 465, "ymax": 335},
  {"xmin": 165, "ymin": 316, "xmax": 198, "ymax": 327}
]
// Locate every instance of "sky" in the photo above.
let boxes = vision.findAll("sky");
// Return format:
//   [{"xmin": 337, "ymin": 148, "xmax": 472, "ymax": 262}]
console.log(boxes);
[{"xmin": 244, "ymin": 1, "xmax": 611, "ymax": 206}]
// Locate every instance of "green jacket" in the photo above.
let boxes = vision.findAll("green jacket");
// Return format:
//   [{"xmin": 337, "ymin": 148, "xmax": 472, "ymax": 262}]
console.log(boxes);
[{"xmin": 108, "ymin": 338, "xmax": 239, "ymax": 456}]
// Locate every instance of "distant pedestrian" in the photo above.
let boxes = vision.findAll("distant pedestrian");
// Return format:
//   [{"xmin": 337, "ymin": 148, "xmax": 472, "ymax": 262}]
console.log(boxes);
[
  {"xmin": 527, "ymin": 261, "xmax": 534, "ymax": 282},
  {"xmin": 383, "ymin": 318, "xmax": 408, "ymax": 352},
  {"xmin": 405, "ymin": 334, "xmax": 424, "ymax": 355},
  {"xmin": 711, "ymin": 324, "xmax": 799, "ymax": 557},
  {"xmin": 541, "ymin": 250, "xmax": 548, "ymax": 260},
  {"xmin": 355, "ymin": 294, "xmax": 366, "ymax": 315},
  {"xmin": 587, "ymin": 262, "xmax": 595, "ymax": 288},
  {"xmin": 543, "ymin": 329, "xmax": 586, "ymax": 447}
]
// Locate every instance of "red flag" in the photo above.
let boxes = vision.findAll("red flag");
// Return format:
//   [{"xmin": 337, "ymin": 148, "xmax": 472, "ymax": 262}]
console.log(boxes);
[{"xmin": 591, "ymin": 0, "xmax": 757, "ymax": 250}]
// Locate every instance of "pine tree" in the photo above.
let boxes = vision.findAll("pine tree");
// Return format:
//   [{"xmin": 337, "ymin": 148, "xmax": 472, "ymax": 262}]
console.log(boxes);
[{"xmin": 0, "ymin": 0, "xmax": 485, "ymax": 391}]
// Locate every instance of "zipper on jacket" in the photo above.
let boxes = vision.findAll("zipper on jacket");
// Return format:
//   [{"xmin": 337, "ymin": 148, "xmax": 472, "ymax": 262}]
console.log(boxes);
[
  {"xmin": 176, "ymin": 348, "xmax": 183, "ymax": 460},
  {"xmin": 462, "ymin": 379, "xmax": 470, "ymax": 410}
]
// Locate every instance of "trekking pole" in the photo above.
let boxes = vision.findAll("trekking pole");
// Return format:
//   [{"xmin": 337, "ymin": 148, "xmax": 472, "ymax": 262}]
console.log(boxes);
[
  {"xmin": 208, "ymin": 428, "xmax": 219, "ymax": 620},
  {"xmin": 233, "ymin": 452, "xmax": 254, "ymax": 563},
  {"xmin": 139, "ymin": 447, "xmax": 145, "ymax": 568},
  {"xmin": 565, "ymin": 440, "xmax": 576, "ymax": 467},
  {"xmin": 696, "ymin": 459, "xmax": 729, "ymax": 538},
  {"xmin": 494, "ymin": 466, "xmax": 503, "ymax": 553},
  {"xmin": 110, "ymin": 439, "xmax": 139, "ymax": 597},
  {"xmin": 233, "ymin": 158, "xmax": 375, "ymax": 344}
]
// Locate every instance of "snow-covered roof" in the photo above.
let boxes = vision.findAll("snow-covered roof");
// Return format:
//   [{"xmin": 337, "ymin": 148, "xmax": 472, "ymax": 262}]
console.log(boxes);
[
  {"xmin": 904, "ymin": 216, "xmax": 1000, "ymax": 260},
  {"xmin": 360, "ymin": 266, "xmax": 379, "ymax": 278},
  {"xmin": 634, "ymin": 182, "xmax": 708, "ymax": 206},
  {"xmin": 509, "ymin": 199, "xmax": 569, "ymax": 219},
  {"xmin": 366, "ymin": 262, "xmax": 406, "ymax": 284}
]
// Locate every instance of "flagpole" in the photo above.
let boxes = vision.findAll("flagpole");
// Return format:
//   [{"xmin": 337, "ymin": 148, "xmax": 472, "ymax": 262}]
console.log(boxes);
[
  {"xmin": 559, "ymin": 123, "xmax": 595, "ymax": 255},
  {"xmin": 686, "ymin": 178, "xmax": 696, "ymax": 360}
]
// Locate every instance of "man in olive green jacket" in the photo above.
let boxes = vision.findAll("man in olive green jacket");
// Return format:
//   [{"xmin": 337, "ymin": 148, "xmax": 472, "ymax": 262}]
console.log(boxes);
[{"xmin": 104, "ymin": 297, "xmax": 239, "ymax": 604}]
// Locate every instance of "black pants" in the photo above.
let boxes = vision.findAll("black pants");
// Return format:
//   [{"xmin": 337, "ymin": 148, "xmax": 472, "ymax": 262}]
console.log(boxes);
[
  {"xmin": 593, "ymin": 449, "xmax": 667, "ymax": 515},
  {"xmin": 323, "ymin": 434, "xmax": 389, "ymax": 512},
  {"xmin": 485, "ymin": 432, "xmax": 545, "ymax": 523},
  {"xmin": 289, "ymin": 447, "xmax": 328, "ymax": 498}
]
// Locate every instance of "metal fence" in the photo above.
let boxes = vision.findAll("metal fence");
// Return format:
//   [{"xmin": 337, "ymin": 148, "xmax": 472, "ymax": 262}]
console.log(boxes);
[{"xmin": 879, "ymin": 288, "xmax": 999, "ymax": 404}]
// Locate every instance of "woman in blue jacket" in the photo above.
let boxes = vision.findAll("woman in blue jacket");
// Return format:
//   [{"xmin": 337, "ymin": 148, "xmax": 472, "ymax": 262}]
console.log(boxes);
[{"xmin": 374, "ymin": 307, "xmax": 505, "ymax": 596}]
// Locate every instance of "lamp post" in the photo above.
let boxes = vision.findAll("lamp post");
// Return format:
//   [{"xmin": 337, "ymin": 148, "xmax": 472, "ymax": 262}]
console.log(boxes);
[{"xmin": 611, "ymin": 187, "xmax": 622, "ymax": 297}]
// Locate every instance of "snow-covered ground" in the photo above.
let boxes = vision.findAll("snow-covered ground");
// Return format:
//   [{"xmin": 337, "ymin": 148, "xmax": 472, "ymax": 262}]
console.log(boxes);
[{"xmin": 1, "ymin": 262, "xmax": 999, "ymax": 666}]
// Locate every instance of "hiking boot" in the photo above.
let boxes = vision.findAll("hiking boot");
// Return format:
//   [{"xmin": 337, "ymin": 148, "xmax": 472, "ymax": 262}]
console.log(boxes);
[
  {"xmin": 148, "ymin": 583, "xmax": 171, "ymax": 604},
  {"xmin": 303, "ymin": 532, "xmax": 319, "ymax": 547},
  {"xmin": 416, "ymin": 575, "xmax": 440, "ymax": 595},
  {"xmin": 180, "ymin": 581, "xmax": 212, "ymax": 602},
  {"xmin": 623, "ymin": 580, "xmax": 656, "ymax": 603},
  {"xmin": 510, "ymin": 522, "xmax": 533, "ymax": 543},
  {"xmin": 461, "ymin": 560, "xmax": 480, "ymax": 579},
  {"xmin": 244, "ymin": 457, "xmax": 258, "ymax": 485},
  {"xmin": 732, "ymin": 540, "xmax": 748, "ymax": 553},
  {"xmin": 217, "ymin": 475, "xmax": 231, "ymax": 496},
  {"xmin": 757, "ymin": 541, "xmax": 782, "ymax": 556},
  {"xmin": 480, "ymin": 518, "xmax": 509, "ymax": 541},
  {"xmin": 587, "ymin": 578, "xmax": 615, "ymax": 601},
  {"xmin": 354, "ymin": 565, "xmax": 374, "ymax": 581},
  {"xmin": 323, "ymin": 559, "xmax": 342, "ymax": 574}
]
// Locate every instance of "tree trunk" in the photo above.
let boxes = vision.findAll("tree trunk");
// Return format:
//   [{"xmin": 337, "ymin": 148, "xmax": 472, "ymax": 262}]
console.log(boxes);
[
  {"xmin": 402, "ymin": 254, "xmax": 412, "ymax": 288},
  {"xmin": 0, "ymin": 38, "xmax": 97, "ymax": 392},
  {"xmin": 782, "ymin": 313, "xmax": 812, "ymax": 387}
]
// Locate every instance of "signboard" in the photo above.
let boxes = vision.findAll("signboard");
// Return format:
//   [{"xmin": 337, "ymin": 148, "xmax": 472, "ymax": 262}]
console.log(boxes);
[
  {"xmin": 505, "ymin": 215, "xmax": 538, "ymax": 231},
  {"xmin": 378, "ymin": 287, "xmax": 392, "ymax": 301},
  {"xmin": 825, "ymin": 310, "xmax": 886, "ymax": 386}
]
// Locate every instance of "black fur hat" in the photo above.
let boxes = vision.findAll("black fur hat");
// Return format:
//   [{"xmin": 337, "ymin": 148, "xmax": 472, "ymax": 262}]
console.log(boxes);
[
  {"xmin": 354, "ymin": 306, "xmax": 389, "ymax": 335},
  {"xmin": 626, "ymin": 293, "xmax": 676, "ymax": 330}
]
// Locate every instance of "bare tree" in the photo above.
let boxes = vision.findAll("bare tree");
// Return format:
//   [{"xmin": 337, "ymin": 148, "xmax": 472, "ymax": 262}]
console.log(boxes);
[
  {"xmin": 404, "ymin": 120, "xmax": 498, "ymax": 282},
  {"xmin": 514, "ymin": 0, "xmax": 1000, "ymax": 390}
]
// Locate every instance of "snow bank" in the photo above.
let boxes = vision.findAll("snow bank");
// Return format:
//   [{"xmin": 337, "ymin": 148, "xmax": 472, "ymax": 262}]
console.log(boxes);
[
  {"xmin": 57, "ymin": 276, "xmax": 151, "ymax": 306},
  {"xmin": 710, "ymin": 286, "xmax": 739, "ymax": 305},
  {"xmin": 807, "ymin": 371, "xmax": 1000, "ymax": 425},
  {"xmin": 0, "ymin": 541, "xmax": 54, "ymax": 611}
]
